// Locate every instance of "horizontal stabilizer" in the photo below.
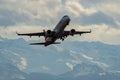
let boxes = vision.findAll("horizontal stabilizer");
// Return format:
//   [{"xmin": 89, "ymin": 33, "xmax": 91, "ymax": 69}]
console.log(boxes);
[
  {"xmin": 30, "ymin": 42, "xmax": 61, "ymax": 45},
  {"xmin": 30, "ymin": 43, "xmax": 45, "ymax": 45}
]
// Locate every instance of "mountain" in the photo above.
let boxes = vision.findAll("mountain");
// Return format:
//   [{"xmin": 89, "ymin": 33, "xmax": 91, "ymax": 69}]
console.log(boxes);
[
  {"xmin": 0, "ymin": 63, "xmax": 26, "ymax": 80},
  {"xmin": 60, "ymin": 41, "xmax": 120, "ymax": 71},
  {"xmin": 0, "ymin": 37, "xmax": 120, "ymax": 80},
  {"xmin": 60, "ymin": 63, "xmax": 104, "ymax": 77},
  {"xmin": 25, "ymin": 63, "xmax": 120, "ymax": 80},
  {"xmin": 0, "ymin": 39, "xmax": 27, "ymax": 80},
  {"xmin": 25, "ymin": 72, "xmax": 58, "ymax": 80},
  {"xmin": 0, "ymin": 38, "xmax": 72, "ymax": 74},
  {"xmin": 59, "ymin": 63, "xmax": 120, "ymax": 80}
]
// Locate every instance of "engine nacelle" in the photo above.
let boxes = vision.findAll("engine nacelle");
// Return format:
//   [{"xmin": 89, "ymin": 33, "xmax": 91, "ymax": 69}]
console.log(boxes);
[
  {"xmin": 70, "ymin": 29, "xmax": 75, "ymax": 36},
  {"xmin": 45, "ymin": 30, "xmax": 52, "ymax": 36},
  {"xmin": 47, "ymin": 30, "xmax": 51, "ymax": 34}
]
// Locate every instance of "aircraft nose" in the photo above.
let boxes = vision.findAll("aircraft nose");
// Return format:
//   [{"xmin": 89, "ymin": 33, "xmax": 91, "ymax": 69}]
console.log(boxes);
[
  {"xmin": 63, "ymin": 15, "xmax": 70, "ymax": 21},
  {"xmin": 63, "ymin": 15, "xmax": 69, "ymax": 17},
  {"xmin": 63, "ymin": 15, "xmax": 69, "ymax": 18}
]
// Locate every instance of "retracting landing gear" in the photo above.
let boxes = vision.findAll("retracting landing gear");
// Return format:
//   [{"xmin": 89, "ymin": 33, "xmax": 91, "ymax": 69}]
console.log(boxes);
[
  {"xmin": 60, "ymin": 37, "xmax": 65, "ymax": 41},
  {"xmin": 62, "ymin": 38, "xmax": 64, "ymax": 41}
]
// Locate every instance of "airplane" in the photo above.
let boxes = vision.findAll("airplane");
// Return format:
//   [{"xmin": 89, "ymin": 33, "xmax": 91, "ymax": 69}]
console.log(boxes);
[{"xmin": 17, "ymin": 15, "xmax": 91, "ymax": 46}]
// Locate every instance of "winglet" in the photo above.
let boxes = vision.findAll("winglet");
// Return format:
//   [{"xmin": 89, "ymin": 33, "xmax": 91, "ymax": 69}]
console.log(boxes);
[
  {"xmin": 90, "ymin": 29, "xmax": 92, "ymax": 33},
  {"xmin": 16, "ymin": 32, "xmax": 20, "ymax": 35},
  {"xmin": 16, "ymin": 32, "xmax": 19, "ymax": 35}
]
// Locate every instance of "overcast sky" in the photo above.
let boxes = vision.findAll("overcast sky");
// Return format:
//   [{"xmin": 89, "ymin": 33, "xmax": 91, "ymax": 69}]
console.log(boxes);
[{"xmin": 0, "ymin": 0, "xmax": 120, "ymax": 45}]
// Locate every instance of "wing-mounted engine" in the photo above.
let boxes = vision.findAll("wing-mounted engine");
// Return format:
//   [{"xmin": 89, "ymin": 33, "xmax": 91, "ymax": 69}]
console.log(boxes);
[
  {"xmin": 44, "ymin": 30, "xmax": 56, "ymax": 37},
  {"xmin": 44, "ymin": 30, "xmax": 52, "ymax": 37},
  {"xmin": 70, "ymin": 29, "xmax": 75, "ymax": 36},
  {"xmin": 47, "ymin": 30, "xmax": 52, "ymax": 34},
  {"xmin": 59, "ymin": 29, "xmax": 75, "ymax": 41}
]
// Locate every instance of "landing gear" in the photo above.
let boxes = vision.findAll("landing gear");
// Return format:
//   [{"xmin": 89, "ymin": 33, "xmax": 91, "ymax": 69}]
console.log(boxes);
[
  {"xmin": 60, "ymin": 37, "xmax": 65, "ymax": 41},
  {"xmin": 62, "ymin": 38, "xmax": 64, "ymax": 41}
]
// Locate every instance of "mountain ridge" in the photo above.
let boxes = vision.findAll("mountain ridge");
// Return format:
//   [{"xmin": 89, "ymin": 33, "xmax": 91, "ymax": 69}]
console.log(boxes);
[{"xmin": 0, "ymin": 37, "xmax": 120, "ymax": 80}]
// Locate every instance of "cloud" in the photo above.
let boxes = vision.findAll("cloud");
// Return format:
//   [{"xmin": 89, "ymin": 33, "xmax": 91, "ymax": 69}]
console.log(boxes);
[
  {"xmin": 73, "ymin": 0, "xmax": 120, "ymax": 28},
  {"xmin": 65, "ymin": 0, "xmax": 97, "ymax": 17},
  {"xmin": 77, "ymin": 11, "xmax": 117, "ymax": 27},
  {"xmin": 89, "ymin": 24, "xmax": 120, "ymax": 45},
  {"xmin": 0, "ymin": 0, "xmax": 119, "ymax": 27},
  {"xmin": 0, "ymin": 23, "xmax": 120, "ymax": 45},
  {"xmin": 0, "ymin": 25, "xmax": 48, "ymax": 39},
  {"xmin": 0, "ymin": 0, "xmax": 120, "ymax": 45},
  {"xmin": 97, "ymin": 0, "xmax": 120, "ymax": 19},
  {"xmin": 0, "ymin": 0, "xmax": 63, "ymax": 26},
  {"xmin": 68, "ymin": 24, "xmax": 120, "ymax": 45}
]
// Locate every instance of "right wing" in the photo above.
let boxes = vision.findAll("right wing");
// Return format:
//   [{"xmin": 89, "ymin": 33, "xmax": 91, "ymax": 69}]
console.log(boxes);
[
  {"xmin": 16, "ymin": 32, "xmax": 45, "ymax": 37},
  {"xmin": 62, "ymin": 30, "xmax": 91, "ymax": 37}
]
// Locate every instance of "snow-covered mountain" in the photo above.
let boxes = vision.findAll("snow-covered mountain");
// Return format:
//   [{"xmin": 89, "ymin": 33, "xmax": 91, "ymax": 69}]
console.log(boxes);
[
  {"xmin": 25, "ymin": 63, "xmax": 120, "ymax": 80},
  {"xmin": 0, "ymin": 39, "xmax": 27, "ymax": 80},
  {"xmin": 58, "ymin": 63, "xmax": 120, "ymax": 80},
  {"xmin": 0, "ymin": 37, "xmax": 120, "ymax": 80},
  {"xmin": 0, "ymin": 62, "xmax": 26, "ymax": 80}
]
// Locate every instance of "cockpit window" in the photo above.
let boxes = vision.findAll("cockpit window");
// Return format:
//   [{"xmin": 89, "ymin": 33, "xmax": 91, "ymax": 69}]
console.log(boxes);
[{"xmin": 63, "ymin": 15, "xmax": 68, "ymax": 18}]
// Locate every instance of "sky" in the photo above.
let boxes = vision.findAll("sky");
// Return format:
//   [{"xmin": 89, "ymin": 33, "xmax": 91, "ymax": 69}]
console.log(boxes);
[{"xmin": 0, "ymin": 0, "xmax": 120, "ymax": 45}]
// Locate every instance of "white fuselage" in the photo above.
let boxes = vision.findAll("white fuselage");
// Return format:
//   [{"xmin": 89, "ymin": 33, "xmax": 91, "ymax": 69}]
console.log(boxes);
[
  {"xmin": 54, "ymin": 16, "xmax": 70, "ymax": 36},
  {"xmin": 45, "ymin": 15, "xmax": 70, "ymax": 46}
]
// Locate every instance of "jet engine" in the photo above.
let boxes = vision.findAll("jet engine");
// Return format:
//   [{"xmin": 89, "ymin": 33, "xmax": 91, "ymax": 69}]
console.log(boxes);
[
  {"xmin": 45, "ymin": 30, "xmax": 52, "ymax": 36},
  {"xmin": 47, "ymin": 30, "xmax": 51, "ymax": 34},
  {"xmin": 70, "ymin": 29, "xmax": 75, "ymax": 36}
]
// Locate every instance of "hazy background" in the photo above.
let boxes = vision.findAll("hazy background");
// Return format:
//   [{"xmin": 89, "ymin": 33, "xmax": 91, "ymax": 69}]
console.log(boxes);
[
  {"xmin": 0, "ymin": 0, "xmax": 120, "ymax": 44},
  {"xmin": 0, "ymin": 0, "xmax": 120, "ymax": 80}
]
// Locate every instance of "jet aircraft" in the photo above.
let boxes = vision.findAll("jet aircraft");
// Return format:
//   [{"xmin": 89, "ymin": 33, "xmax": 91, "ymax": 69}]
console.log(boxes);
[{"xmin": 17, "ymin": 15, "xmax": 91, "ymax": 46}]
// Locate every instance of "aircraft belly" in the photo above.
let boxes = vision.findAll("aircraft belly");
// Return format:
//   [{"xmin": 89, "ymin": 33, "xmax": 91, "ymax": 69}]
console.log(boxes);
[{"xmin": 45, "ymin": 37, "xmax": 52, "ymax": 42}]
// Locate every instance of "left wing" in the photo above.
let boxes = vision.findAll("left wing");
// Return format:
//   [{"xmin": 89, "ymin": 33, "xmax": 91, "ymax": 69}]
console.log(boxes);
[{"xmin": 17, "ymin": 32, "xmax": 45, "ymax": 37}]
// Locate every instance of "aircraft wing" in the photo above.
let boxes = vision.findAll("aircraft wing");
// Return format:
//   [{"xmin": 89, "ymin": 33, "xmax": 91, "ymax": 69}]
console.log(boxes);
[
  {"xmin": 62, "ymin": 30, "xmax": 91, "ymax": 37},
  {"xmin": 74, "ymin": 30, "xmax": 91, "ymax": 35},
  {"xmin": 17, "ymin": 32, "xmax": 45, "ymax": 37}
]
